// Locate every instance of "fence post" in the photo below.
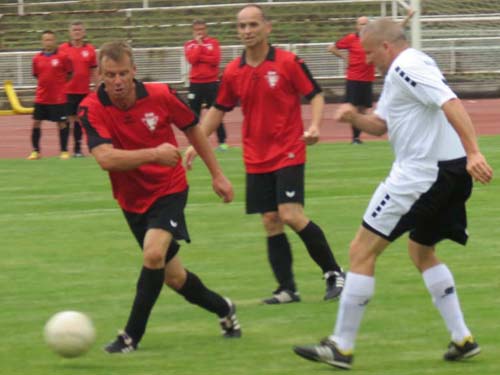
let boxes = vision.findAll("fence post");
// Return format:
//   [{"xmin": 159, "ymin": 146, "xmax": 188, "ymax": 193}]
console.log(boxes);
[{"xmin": 17, "ymin": 0, "xmax": 25, "ymax": 16}]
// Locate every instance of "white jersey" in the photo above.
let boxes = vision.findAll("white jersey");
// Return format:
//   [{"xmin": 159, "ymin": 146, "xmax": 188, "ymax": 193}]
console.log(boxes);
[
  {"xmin": 375, "ymin": 48, "xmax": 465, "ymax": 166},
  {"xmin": 364, "ymin": 48, "xmax": 468, "ymax": 237}
]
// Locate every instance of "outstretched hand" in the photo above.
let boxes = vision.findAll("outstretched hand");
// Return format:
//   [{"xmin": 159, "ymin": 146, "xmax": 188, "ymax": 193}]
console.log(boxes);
[{"xmin": 334, "ymin": 103, "xmax": 358, "ymax": 123}]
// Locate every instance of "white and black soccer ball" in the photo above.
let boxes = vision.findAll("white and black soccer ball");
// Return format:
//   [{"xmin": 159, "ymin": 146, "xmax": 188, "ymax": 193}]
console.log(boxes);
[{"xmin": 44, "ymin": 311, "xmax": 96, "ymax": 358}]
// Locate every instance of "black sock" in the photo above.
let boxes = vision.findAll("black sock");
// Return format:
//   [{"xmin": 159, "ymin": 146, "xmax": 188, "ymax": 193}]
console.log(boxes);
[
  {"xmin": 59, "ymin": 125, "xmax": 69, "ymax": 152},
  {"xmin": 267, "ymin": 233, "xmax": 296, "ymax": 292},
  {"xmin": 32, "ymin": 128, "xmax": 41, "ymax": 151},
  {"xmin": 175, "ymin": 271, "xmax": 229, "ymax": 318},
  {"xmin": 124, "ymin": 266, "xmax": 164, "ymax": 343},
  {"xmin": 352, "ymin": 126, "xmax": 361, "ymax": 139},
  {"xmin": 297, "ymin": 221, "xmax": 341, "ymax": 273},
  {"xmin": 73, "ymin": 121, "xmax": 82, "ymax": 153}
]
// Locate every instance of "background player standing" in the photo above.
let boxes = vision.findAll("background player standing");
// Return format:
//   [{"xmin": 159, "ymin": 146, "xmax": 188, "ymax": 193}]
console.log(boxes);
[
  {"xmin": 184, "ymin": 20, "xmax": 228, "ymax": 151},
  {"xmin": 28, "ymin": 30, "xmax": 72, "ymax": 160},
  {"xmin": 59, "ymin": 21, "xmax": 98, "ymax": 157}
]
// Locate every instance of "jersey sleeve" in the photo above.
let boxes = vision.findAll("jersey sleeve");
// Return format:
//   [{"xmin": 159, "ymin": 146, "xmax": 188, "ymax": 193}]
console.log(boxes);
[
  {"xmin": 394, "ymin": 59, "xmax": 457, "ymax": 108},
  {"xmin": 164, "ymin": 85, "xmax": 198, "ymax": 130},
  {"xmin": 78, "ymin": 98, "xmax": 113, "ymax": 150},
  {"xmin": 335, "ymin": 34, "xmax": 353, "ymax": 50},
  {"xmin": 289, "ymin": 55, "xmax": 322, "ymax": 100},
  {"xmin": 214, "ymin": 67, "xmax": 238, "ymax": 111},
  {"xmin": 374, "ymin": 86, "xmax": 389, "ymax": 121}
]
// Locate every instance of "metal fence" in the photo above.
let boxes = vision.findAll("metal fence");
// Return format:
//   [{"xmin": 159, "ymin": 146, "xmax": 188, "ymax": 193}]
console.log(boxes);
[{"xmin": 2, "ymin": 39, "xmax": 500, "ymax": 90}]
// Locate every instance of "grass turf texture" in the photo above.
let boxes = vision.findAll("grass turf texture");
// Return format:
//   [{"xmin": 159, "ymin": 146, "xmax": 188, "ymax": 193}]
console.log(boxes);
[{"xmin": 1, "ymin": 138, "xmax": 499, "ymax": 374}]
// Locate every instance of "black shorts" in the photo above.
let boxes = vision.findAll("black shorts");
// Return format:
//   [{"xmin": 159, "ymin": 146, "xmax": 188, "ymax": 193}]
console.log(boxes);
[
  {"xmin": 33, "ymin": 103, "xmax": 67, "ymax": 122},
  {"xmin": 246, "ymin": 164, "xmax": 305, "ymax": 214},
  {"xmin": 345, "ymin": 80, "xmax": 373, "ymax": 108},
  {"xmin": 123, "ymin": 189, "xmax": 190, "ymax": 263},
  {"xmin": 363, "ymin": 158, "xmax": 472, "ymax": 246},
  {"xmin": 66, "ymin": 94, "xmax": 87, "ymax": 116}
]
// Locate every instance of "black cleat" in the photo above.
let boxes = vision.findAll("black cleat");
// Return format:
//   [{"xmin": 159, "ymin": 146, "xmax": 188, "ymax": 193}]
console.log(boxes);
[
  {"xmin": 294, "ymin": 338, "xmax": 353, "ymax": 370},
  {"xmin": 104, "ymin": 331, "xmax": 137, "ymax": 354},
  {"xmin": 443, "ymin": 337, "xmax": 480, "ymax": 361},
  {"xmin": 262, "ymin": 289, "xmax": 301, "ymax": 304},
  {"xmin": 324, "ymin": 270, "xmax": 345, "ymax": 300},
  {"xmin": 219, "ymin": 298, "xmax": 242, "ymax": 338}
]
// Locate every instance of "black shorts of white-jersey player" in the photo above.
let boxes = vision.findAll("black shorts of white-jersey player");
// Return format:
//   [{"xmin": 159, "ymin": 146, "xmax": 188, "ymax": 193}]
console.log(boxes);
[{"xmin": 294, "ymin": 18, "xmax": 493, "ymax": 370}]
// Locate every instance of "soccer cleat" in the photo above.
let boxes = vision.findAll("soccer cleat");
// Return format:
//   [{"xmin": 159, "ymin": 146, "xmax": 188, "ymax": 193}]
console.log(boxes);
[
  {"xmin": 262, "ymin": 289, "xmax": 301, "ymax": 304},
  {"xmin": 59, "ymin": 151, "xmax": 71, "ymax": 160},
  {"xmin": 27, "ymin": 151, "xmax": 41, "ymax": 160},
  {"xmin": 219, "ymin": 298, "xmax": 242, "ymax": 338},
  {"xmin": 217, "ymin": 143, "xmax": 229, "ymax": 152},
  {"xmin": 104, "ymin": 331, "xmax": 137, "ymax": 354},
  {"xmin": 324, "ymin": 270, "xmax": 345, "ymax": 300},
  {"xmin": 73, "ymin": 152, "xmax": 85, "ymax": 158},
  {"xmin": 351, "ymin": 138, "xmax": 363, "ymax": 145},
  {"xmin": 443, "ymin": 336, "xmax": 480, "ymax": 361},
  {"xmin": 293, "ymin": 337, "xmax": 353, "ymax": 370}
]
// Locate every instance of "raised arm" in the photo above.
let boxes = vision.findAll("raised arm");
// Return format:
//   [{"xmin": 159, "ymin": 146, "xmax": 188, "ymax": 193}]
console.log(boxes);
[{"xmin": 442, "ymin": 98, "xmax": 493, "ymax": 184}]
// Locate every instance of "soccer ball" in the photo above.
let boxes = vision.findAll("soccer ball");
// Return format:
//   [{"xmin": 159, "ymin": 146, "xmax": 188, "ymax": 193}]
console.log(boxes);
[{"xmin": 44, "ymin": 311, "xmax": 96, "ymax": 358}]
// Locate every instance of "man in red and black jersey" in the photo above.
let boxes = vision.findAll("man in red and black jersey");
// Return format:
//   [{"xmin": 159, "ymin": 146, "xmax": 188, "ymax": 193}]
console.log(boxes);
[
  {"xmin": 328, "ymin": 11, "xmax": 414, "ymax": 144},
  {"xmin": 28, "ymin": 30, "xmax": 72, "ymax": 160},
  {"xmin": 184, "ymin": 20, "xmax": 228, "ymax": 151},
  {"xmin": 328, "ymin": 16, "xmax": 375, "ymax": 144},
  {"xmin": 79, "ymin": 41, "xmax": 241, "ymax": 353},
  {"xmin": 186, "ymin": 4, "xmax": 345, "ymax": 304},
  {"xmin": 59, "ymin": 21, "xmax": 98, "ymax": 157}
]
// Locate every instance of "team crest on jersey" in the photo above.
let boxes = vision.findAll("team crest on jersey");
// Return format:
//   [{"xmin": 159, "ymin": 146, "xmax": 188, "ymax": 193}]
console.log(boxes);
[
  {"xmin": 51, "ymin": 59, "xmax": 60, "ymax": 67},
  {"xmin": 266, "ymin": 71, "xmax": 279, "ymax": 88},
  {"xmin": 142, "ymin": 112, "xmax": 159, "ymax": 132},
  {"xmin": 81, "ymin": 50, "xmax": 89, "ymax": 58}
]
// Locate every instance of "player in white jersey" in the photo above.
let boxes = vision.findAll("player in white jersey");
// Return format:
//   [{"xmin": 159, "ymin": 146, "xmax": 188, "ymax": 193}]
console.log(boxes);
[{"xmin": 293, "ymin": 18, "xmax": 493, "ymax": 370}]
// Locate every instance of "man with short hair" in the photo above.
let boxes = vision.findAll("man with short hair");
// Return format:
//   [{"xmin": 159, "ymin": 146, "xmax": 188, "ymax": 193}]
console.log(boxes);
[
  {"xmin": 28, "ymin": 30, "xmax": 72, "ymax": 160},
  {"xmin": 185, "ymin": 5, "xmax": 345, "ymax": 304},
  {"xmin": 294, "ymin": 18, "xmax": 493, "ymax": 370},
  {"xmin": 59, "ymin": 21, "xmax": 98, "ymax": 157},
  {"xmin": 79, "ymin": 41, "xmax": 241, "ymax": 354},
  {"xmin": 184, "ymin": 20, "xmax": 228, "ymax": 151}
]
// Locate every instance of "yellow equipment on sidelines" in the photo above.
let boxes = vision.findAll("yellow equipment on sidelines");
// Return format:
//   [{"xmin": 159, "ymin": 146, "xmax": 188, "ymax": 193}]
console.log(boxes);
[{"xmin": 1, "ymin": 80, "xmax": 34, "ymax": 115}]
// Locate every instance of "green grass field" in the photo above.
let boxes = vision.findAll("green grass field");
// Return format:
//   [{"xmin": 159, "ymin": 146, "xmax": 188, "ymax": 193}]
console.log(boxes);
[{"xmin": 1, "ymin": 138, "xmax": 499, "ymax": 375}]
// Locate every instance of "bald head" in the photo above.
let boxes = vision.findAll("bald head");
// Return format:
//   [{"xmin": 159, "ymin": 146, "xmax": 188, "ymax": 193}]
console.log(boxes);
[
  {"xmin": 238, "ymin": 4, "xmax": 267, "ymax": 22},
  {"xmin": 361, "ymin": 18, "xmax": 407, "ymax": 46},
  {"xmin": 356, "ymin": 16, "xmax": 369, "ymax": 32},
  {"xmin": 360, "ymin": 18, "xmax": 408, "ymax": 75}
]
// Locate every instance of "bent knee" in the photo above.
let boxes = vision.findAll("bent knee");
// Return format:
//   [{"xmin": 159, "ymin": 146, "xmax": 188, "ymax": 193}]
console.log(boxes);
[{"xmin": 143, "ymin": 248, "xmax": 166, "ymax": 269}]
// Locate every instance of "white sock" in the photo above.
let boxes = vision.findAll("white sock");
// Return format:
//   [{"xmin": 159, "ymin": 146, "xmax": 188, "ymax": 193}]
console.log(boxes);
[
  {"xmin": 330, "ymin": 272, "xmax": 375, "ymax": 352},
  {"xmin": 422, "ymin": 263, "xmax": 471, "ymax": 343}
]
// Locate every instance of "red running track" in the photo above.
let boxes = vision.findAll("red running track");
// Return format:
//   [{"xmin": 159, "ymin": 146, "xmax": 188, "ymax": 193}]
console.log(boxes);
[{"xmin": 0, "ymin": 100, "xmax": 499, "ymax": 159}]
